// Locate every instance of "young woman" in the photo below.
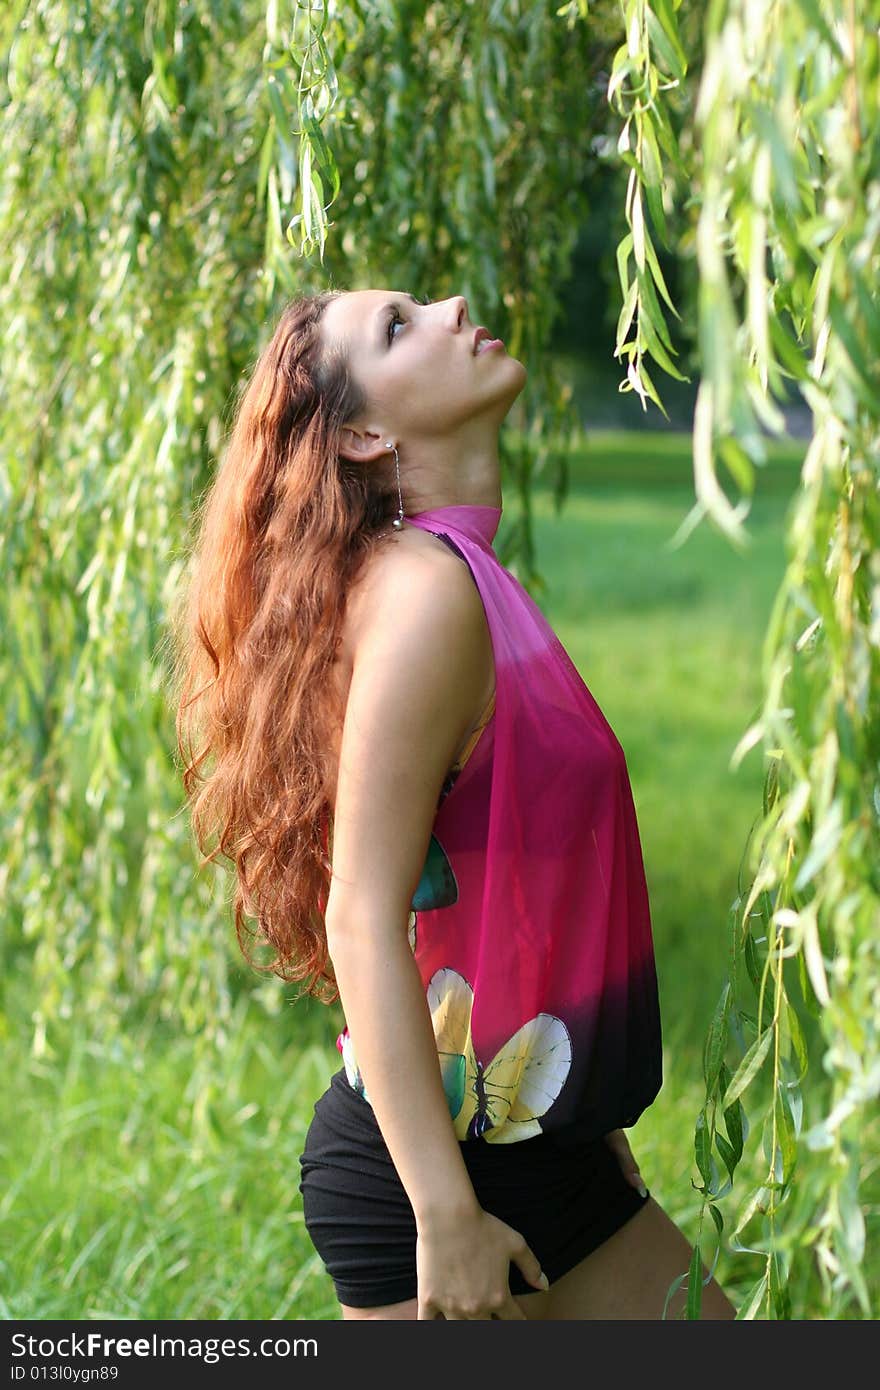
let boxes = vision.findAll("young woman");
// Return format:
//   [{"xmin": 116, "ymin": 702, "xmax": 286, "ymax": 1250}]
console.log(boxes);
[{"xmin": 175, "ymin": 287, "xmax": 737, "ymax": 1321}]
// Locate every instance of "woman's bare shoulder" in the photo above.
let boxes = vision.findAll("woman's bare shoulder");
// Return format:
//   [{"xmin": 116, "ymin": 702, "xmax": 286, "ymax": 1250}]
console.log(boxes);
[{"xmin": 341, "ymin": 525, "xmax": 475, "ymax": 666}]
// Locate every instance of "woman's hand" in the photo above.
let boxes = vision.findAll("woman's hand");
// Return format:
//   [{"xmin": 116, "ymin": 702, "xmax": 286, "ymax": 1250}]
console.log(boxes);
[
  {"xmin": 416, "ymin": 1206, "xmax": 549, "ymax": 1319},
  {"xmin": 604, "ymin": 1128, "xmax": 648, "ymax": 1198}
]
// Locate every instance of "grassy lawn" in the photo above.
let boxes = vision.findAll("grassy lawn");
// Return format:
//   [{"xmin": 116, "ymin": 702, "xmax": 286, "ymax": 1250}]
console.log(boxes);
[{"xmin": 8, "ymin": 429, "xmax": 872, "ymax": 1320}]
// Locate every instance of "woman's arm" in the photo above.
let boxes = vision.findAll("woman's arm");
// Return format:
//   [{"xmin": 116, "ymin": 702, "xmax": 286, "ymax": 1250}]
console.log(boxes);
[
  {"xmin": 323, "ymin": 544, "xmax": 547, "ymax": 1316},
  {"xmin": 327, "ymin": 916, "xmax": 481, "ymax": 1226},
  {"xmin": 325, "ymin": 544, "xmax": 491, "ymax": 1223}
]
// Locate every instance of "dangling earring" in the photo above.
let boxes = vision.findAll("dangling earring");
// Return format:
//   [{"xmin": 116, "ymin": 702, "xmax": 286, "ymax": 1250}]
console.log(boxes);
[{"xmin": 385, "ymin": 441, "xmax": 405, "ymax": 529}]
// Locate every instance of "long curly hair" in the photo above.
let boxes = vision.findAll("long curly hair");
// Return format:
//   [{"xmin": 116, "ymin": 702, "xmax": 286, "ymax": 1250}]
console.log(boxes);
[{"xmin": 167, "ymin": 290, "xmax": 401, "ymax": 1004}]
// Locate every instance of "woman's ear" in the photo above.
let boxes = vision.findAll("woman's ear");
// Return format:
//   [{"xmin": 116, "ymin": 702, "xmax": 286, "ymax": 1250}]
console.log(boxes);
[{"xmin": 337, "ymin": 425, "xmax": 390, "ymax": 465}]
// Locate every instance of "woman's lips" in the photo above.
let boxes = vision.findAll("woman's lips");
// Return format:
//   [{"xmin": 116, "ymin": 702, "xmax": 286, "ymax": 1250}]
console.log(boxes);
[{"xmin": 475, "ymin": 338, "xmax": 504, "ymax": 355}]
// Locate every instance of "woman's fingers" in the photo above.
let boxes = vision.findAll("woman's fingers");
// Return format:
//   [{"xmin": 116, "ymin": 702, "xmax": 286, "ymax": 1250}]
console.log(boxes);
[
  {"xmin": 604, "ymin": 1127, "xmax": 648, "ymax": 1197},
  {"xmin": 508, "ymin": 1230, "xmax": 550, "ymax": 1293}
]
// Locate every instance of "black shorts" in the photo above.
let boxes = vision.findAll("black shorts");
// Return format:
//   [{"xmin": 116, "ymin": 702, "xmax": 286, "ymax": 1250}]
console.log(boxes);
[{"xmin": 297, "ymin": 1066, "xmax": 651, "ymax": 1309}]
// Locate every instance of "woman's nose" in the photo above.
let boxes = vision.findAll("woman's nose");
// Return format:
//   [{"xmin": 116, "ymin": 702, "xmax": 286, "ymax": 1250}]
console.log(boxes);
[{"xmin": 447, "ymin": 295, "xmax": 468, "ymax": 331}]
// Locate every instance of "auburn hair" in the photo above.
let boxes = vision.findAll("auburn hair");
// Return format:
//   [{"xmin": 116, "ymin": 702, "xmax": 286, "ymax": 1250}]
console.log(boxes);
[{"xmin": 167, "ymin": 290, "xmax": 402, "ymax": 1003}]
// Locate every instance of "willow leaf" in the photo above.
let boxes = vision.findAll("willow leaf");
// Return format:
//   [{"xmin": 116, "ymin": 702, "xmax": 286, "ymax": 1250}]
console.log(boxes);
[{"xmin": 722, "ymin": 1027, "xmax": 773, "ymax": 1110}]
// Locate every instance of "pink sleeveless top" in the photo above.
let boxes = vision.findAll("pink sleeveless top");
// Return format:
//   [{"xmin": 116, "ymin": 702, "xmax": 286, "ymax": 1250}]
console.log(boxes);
[{"xmin": 336, "ymin": 502, "xmax": 663, "ymax": 1146}]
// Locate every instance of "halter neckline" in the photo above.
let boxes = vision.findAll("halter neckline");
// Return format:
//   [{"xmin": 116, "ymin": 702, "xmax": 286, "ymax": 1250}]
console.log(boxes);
[{"xmin": 407, "ymin": 502, "xmax": 502, "ymax": 546}]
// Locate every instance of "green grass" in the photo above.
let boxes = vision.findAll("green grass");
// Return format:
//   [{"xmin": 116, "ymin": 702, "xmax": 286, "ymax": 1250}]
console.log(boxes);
[
  {"xmin": 0, "ymin": 1010, "xmax": 341, "ymax": 1321},
  {"xmin": 4, "ymin": 430, "xmax": 874, "ymax": 1319}
]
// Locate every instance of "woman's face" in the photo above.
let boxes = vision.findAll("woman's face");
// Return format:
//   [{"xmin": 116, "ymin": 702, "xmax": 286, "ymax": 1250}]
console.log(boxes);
[{"xmin": 318, "ymin": 289, "xmax": 527, "ymax": 462}]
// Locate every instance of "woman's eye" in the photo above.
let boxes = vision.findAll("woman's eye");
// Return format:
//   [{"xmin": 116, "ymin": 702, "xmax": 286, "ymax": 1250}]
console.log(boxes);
[{"xmin": 387, "ymin": 310, "xmax": 404, "ymax": 344}]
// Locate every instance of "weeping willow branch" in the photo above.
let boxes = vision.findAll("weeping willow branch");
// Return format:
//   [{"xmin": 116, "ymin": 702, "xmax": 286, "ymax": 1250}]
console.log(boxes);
[{"xmin": 609, "ymin": 0, "xmax": 879, "ymax": 1320}]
